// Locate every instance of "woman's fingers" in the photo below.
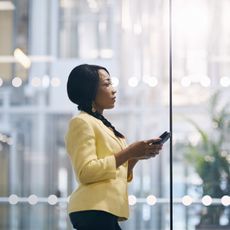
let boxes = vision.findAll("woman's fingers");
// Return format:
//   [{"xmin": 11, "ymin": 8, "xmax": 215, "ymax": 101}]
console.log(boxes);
[
  {"xmin": 145, "ymin": 144, "xmax": 163, "ymax": 156},
  {"xmin": 145, "ymin": 139, "xmax": 155, "ymax": 145},
  {"xmin": 145, "ymin": 138, "xmax": 161, "ymax": 145},
  {"xmin": 130, "ymin": 139, "xmax": 163, "ymax": 159},
  {"xmin": 147, "ymin": 144, "xmax": 162, "ymax": 151}
]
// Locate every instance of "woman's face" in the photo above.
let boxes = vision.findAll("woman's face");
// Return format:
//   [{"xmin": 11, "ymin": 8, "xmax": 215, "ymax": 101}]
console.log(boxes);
[{"xmin": 93, "ymin": 69, "xmax": 116, "ymax": 114}]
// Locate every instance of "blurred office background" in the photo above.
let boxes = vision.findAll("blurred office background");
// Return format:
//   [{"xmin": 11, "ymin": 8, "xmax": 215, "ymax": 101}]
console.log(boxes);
[{"xmin": 0, "ymin": 0, "xmax": 230, "ymax": 229}]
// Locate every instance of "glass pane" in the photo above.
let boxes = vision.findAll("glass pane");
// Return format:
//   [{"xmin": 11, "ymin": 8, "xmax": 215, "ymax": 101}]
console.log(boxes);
[
  {"xmin": 173, "ymin": 0, "xmax": 230, "ymax": 229},
  {"xmin": 1, "ymin": 0, "xmax": 230, "ymax": 229},
  {"xmin": 59, "ymin": 0, "xmax": 113, "ymax": 58}
]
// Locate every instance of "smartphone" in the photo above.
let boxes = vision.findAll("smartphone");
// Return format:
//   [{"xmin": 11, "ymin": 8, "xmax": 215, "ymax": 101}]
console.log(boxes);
[{"xmin": 152, "ymin": 131, "xmax": 171, "ymax": 144}]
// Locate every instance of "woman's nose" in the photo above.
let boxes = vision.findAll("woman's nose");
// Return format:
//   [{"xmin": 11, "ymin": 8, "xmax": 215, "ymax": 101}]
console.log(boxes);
[{"xmin": 112, "ymin": 88, "xmax": 116, "ymax": 94}]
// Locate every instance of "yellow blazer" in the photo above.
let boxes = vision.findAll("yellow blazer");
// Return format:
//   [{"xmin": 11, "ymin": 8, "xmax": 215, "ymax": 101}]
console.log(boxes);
[{"xmin": 65, "ymin": 111, "xmax": 132, "ymax": 220}]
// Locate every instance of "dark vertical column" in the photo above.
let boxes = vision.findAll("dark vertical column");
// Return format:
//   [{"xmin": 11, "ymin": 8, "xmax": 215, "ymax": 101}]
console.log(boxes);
[{"xmin": 169, "ymin": 0, "xmax": 173, "ymax": 230}]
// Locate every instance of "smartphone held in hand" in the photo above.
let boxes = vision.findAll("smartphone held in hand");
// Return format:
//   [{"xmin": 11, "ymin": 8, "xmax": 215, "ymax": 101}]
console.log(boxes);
[{"xmin": 153, "ymin": 131, "xmax": 171, "ymax": 144}]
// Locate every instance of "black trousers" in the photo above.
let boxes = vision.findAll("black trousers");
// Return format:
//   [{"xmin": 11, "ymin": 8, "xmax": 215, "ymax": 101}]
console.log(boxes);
[{"xmin": 69, "ymin": 210, "xmax": 122, "ymax": 230}]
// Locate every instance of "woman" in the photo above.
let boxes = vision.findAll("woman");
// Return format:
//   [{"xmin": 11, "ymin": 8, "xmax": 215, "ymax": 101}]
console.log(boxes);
[{"xmin": 65, "ymin": 64, "xmax": 163, "ymax": 230}]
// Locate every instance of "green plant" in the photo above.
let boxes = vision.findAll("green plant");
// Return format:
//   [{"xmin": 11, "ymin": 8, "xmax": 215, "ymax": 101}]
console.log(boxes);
[{"xmin": 185, "ymin": 91, "xmax": 230, "ymax": 226}]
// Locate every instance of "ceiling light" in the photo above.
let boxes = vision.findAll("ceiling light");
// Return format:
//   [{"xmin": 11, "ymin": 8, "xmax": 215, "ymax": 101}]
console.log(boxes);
[
  {"xmin": 146, "ymin": 195, "xmax": 157, "ymax": 205},
  {"xmin": 31, "ymin": 77, "xmax": 41, "ymax": 87},
  {"xmin": 48, "ymin": 195, "xmax": 58, "ymax": 205},
  {"xmin": 181, "ymin": 77, "xmax": 191, "ymax": 87},
  {"xmin": 28, "ymin": 195, "xmax": 38, "ymax": 205},
  {"xmin": 12, "ymin": 77, "xmax": 22, "ymax": 87},
  {"xmin": 221, "ymin": 195, "xmax": 230, "ymax": 206},
  {"xmin": 42, "ymin": 75, "xmax": 50, "ymax": 88},
  {"xmin": 128, "ymin": 77, "xmax": 139, "ymax": 87},
  {"xmin": 182, "ymin": 195, "xmax": 193, "ymax": 206},
  {"xmin": 14, "ymin": 48, "xmax": 31, "ymax": 68},
  {"xmin": 200, "ymin": 76, "xmax": 211, "ymax": 87},
  {"xmin": 51, "ymin": 77, "xmax": 61, "ymax": 87},
  {"xmin": 220, "ymin": 76, "xmax": 230, "ymax": 87},
  {"xmin": 128, "ymin": 195, "xmax": 137, "ymax": 205},
  {"xmin": 0, "ymin": 1, "xmax": 15, "ymax": 11},
  {"xmin": 8, "ymin": 194, "xmax": 18, "ymax": 205},
  {"xmin": 202, "ymin": 195, "xmax": 212, "ymax": 206},
  {"xmin": 145, "ymin": 77, "xmax": 158, "ymax": 87}
]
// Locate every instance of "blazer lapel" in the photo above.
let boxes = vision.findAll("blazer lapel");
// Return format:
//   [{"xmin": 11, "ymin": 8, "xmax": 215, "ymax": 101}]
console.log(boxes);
[
  {"xmin": 95, "ymin": 119, "xmax": 125, "ymax": 149},
  {"xmin": 80, "ymin": 111, "xmax": 126, "ymax": 149}
]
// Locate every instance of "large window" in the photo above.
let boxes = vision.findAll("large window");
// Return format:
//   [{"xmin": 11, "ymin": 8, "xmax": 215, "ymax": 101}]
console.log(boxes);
[
  {"xmin": 0, "ymin": 0, "xmax": 230, "ymax": 229},
  {"xmin": 59, "ymin": 0, "xmax": 114, "ymax": 58}
]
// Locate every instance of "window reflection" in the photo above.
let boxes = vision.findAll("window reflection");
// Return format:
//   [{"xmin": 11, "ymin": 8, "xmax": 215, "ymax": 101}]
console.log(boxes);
[
  {"xmin": 59, "ymin": 0, "xmax": 113, "ymax": 58},
  {"xmin": 0, "ymin": 0, "xmax": 230, "ymax": 229}
]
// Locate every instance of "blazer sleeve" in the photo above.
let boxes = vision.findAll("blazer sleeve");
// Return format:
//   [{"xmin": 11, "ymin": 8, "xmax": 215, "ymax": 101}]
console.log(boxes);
[{"xmin": 66, "ymin": 117, "xmax": 117, "ymax": 184}]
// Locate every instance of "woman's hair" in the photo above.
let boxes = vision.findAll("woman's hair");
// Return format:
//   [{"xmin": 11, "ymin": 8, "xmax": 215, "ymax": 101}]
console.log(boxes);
[{"xmin": 67, "ymin": 64, "xmax": 124, "ymax": 138}]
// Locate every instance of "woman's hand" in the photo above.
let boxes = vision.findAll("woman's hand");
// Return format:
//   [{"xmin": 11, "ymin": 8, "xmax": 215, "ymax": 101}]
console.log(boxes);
[
  {"xmin": 127, "ymin": 139, "xmax": 163, "ymax": 160},
  {"xmin": 114, "ymin": 138, "xmax": 163, "ymax": 168}
]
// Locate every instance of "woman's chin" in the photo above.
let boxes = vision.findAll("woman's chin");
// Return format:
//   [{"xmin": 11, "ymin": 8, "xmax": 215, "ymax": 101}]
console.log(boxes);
[{"xmin": 108, "ymin": 104, "xmax": 115, "ymax": 109}]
